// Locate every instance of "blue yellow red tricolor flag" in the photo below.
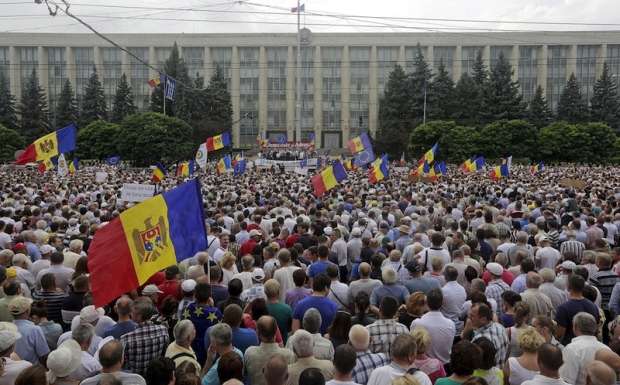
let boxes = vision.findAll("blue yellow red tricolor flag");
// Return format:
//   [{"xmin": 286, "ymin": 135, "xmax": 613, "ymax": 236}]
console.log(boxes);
[
  {"xmin": 206, "ymin": 132, "xmax": 232, "ymax": 152},
  {"xmin": 68, "ymin": 158, "xmax": 78, "ymax": 175},
  {"xmin": 152, "ymin": 163, "xmax": 166, "ymax": 183},
  {"xmin": 368, "ymin": 155, "xmax": 389, "ymax": 184},
  {"xmin": 176, "ymin": 161, "xmax": 195, "ymax": 177},
  {"xmin": 423, "ymin": 143, "xmax": 438, "ymax": 164},
  {"xmin": 88, "ymin": 179, "xmax": 207, "ymax": 306},
  {"xmin": 217, "ymin": 155, "xmax": 232, "ymax": 174},
  {"xmin": 489, "ymin": 158, "xmax": 510, "ymax": 181},
  {"xmin": 347, "ymin": 133, "xmax": 372, "ymax": 154},
  {"xmin": 16, "ymin": 124, "xmax": 77, "ymax": 165},
  {"xmin": 311, "ymin": 160, "xmax": 347, "ymax": 197},
  {"xmin": 530, "ymin": 161, "xmax": 544, "ymax": 175}
]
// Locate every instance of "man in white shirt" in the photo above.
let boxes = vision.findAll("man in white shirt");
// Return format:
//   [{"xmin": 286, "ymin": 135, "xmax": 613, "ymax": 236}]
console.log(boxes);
[
  {"xmin": 523, "ymin": 342, "xmax": 571, "ymax": 385},
  {"xmin": 536, "ymin": 237, "xmax": 561, "ymax": 270},
  {"xmin": 35, "ymin": 251, "xmax": 74, "ymax": 292},
  {"xmin": 326, "ymin": 265, "xmax": 350, "ymax": 311},
  {"xmin": 560, "ymin": 312, "xmax": 612, "ymax": 385},
  {"xmin": 329, "ymin": 228, "xmax": 349, "ymax": 280},
  {"xmin": 416, "ymin": 232, "xmax": 450, "ymax": 272},
  {"xmin": 411, "ymin": 288, "xmax": 455, "ymax": 364},
  {"xmin": 273, "ymin": 249, "xmax": 301, "ymax": 303},
  {"xmin": 366, "ymin": 334, "xmax": 431, "ymax": 385},
  {"xmin": 441, "ymin": 266, "xmax": 467, "ymax": 334}
]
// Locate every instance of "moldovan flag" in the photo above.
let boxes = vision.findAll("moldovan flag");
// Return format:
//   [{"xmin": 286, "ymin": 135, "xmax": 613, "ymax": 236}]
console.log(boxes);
[
  {"xmin": 530, "ymin": 161, "xmax": 544, "ymax": 175},
  {"xmin": 88, "ymin": 179, "xmax": 208, "ymax": 307},
  {"xmin": 368, "ymin": 155, "xmax": 389, "ymax": 184},
  {"xmin": 206, "ymin": 132, "xmax": 232, "ymax": 152},
  {"xmin": 347, "ymin": 133, "xmax": 372, "ymax": 154},
  {"xmin": 152, "ymin": 163, "xmax": 166, "ymax": 183},
  {"xmin": 16, "ymin": 123, "xmax": 77, "ymax": 164},
  {"xmin": 176, "ymin": 161, "xmax": 195, "ymax": 177},
  {"xmin": 423, "ymin": 143, "xmax": 438, "ymax": 164},
  {"xmin": 217, "ymin": 155, "xmax": 232, "ymax": 174},
  {"xmin": 311, "ymin": 160, "xmax": 347, "ymax": 197}
]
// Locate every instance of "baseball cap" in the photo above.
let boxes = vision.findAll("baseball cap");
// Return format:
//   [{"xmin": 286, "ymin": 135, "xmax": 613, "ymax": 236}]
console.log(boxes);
[
  {"xmin": 0, "ymin": 322, "xmax": 21, "ymax": 351},
  {"xmin": 47, "ymin": 340, "xmax": 82, "ymax": 380},
  {"xmin": 181, "ymin": 279, "xmax": 197, "ymax": 293},
  {"xmin": 40, "ymin": 244, "xmax": 56, "ymax": 254},
  {"xmin": 142, "ymin": 284, "xmax": 164, "ymax": 295},
  {"xmin": 351, "ymin": 228, "xmax": 362, "ymax": 237},
  {"xmin": 9, "ymin": 296, "xmax": 33, "ymax": 316},
  {"xmin": 323, "ymin": 226, "xmax": 333, "ymax": 236},
  {"xmin": 79, "ymin": 305, "xmax": 105, "ymax": 324},
  {"xmin": 486, "ymin": 262, "xmax": 503, "ymax": 276},
  {"xmin": 252, "ymin": 268, "xmax": 265, "ymax": 282}
]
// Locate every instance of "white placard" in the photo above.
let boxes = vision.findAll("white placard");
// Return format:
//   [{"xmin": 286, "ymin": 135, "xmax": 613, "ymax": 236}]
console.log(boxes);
[
  {"xmin": 121, "ymin": 183, "xmax": 155, "ymax": 202},
  {"xmin": 95, "ymin": 171, "xmax": 108, "ymax": 183}
]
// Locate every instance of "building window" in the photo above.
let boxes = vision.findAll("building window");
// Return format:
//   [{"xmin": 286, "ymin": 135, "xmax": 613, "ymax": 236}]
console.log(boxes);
[
  {"xmin": 577, "ymin": 45, "xmax": 598, "ymax": 104},
  {"xmin": 547, "ymin": 45, "xmax": 568, "ymax": 111},
  {"xmin": 20, "ymin": 47, "xmax": 38, "ymax": 92},
  {"xmin": 519, "ymin": 46, "xmax": 538, "ymax": 102},
  {"xmin": 377, "ymin": 46, "xmax": 399, "ymax": 95},
  {"xmin": 267, "ymin": 47, "xmax": 287, "ymax": 133},
  {"xmin": 239, "ymin": 47, "xmax": 259, "ymax": 145},
  {"xmin": 350, "ymin": 46, "xmax": 369, "ymax": 137},
  {"xmin": 128, "ymin": 47, "xmax": 150, "ymax": 111},
  {"xmin": 74, "ymin": 47, "xmax": 94, "ymax": 109},
  {"xmin": 0, "ymin": 47, "xmax": 9, "ymax": 86},
  {"xmin": 155, "ymin": 47, "xmax": 172, "ymax": 71},
  {"xmin": 433, "ymin": 47, "xmax": 455, "ymax": 80},
  {"xmin": 607, "ymin": 45, "xmax": 620, "ymax": 88},
  {"xmin": 101, "ymin": 47, "xmax": 122, "ymax": 111},
  {"xmin": 47, "ymin": 47, "xmax": 67, "ymax": 126},
  {"xmin": 322, "ymin": 47, "xmax": 342, "ymax": 132},
  {"xmin": 405, "ymin": 46, "xmax": 427, "ymax": 74},
  {"xmin": 183, "ymin": 47, "xmax": 204, "ymax": 80},
  {"xmin": 490, "ymin": 46, "xmax": 512, "ymax": 70},
  {"xmin": 462, "ymin": 46, "xmax": 483, "ymax": 77},
  {"xmin": 298, "ymin": 47, "xmax": 314, "ymax": 134},
  {"xmin": 211, "ymin": 47, "xmax": 232, "ymax": 91}
]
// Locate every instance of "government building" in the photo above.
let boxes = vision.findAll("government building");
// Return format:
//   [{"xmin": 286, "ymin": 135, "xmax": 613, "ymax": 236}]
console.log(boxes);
[{"xmin": 1, "ymin": 31, "xmax": 619, "ymax": 148}]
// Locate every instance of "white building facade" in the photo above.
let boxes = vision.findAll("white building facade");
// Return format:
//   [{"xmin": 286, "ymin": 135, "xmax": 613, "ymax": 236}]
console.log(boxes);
[{"xmin": 1, "ymin": 31, "xmax": 619, "ymax": 148}]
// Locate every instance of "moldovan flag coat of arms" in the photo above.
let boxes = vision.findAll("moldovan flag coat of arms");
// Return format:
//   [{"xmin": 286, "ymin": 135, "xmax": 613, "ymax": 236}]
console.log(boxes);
[{"xmin": 87, "ymin": 179, "xmax": 208, "ymax": 307}]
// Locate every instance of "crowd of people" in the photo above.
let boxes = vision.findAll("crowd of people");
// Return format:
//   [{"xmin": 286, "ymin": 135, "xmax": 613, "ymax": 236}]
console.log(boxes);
[{"xmin": 0, "ymin": 162, "xmax": 619, "ymax": 385}]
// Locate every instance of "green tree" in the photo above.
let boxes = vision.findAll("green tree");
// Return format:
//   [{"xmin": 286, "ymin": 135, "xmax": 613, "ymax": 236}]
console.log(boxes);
[
  {"xmin": 205, "ymin": 67, "xmax": 233, "ymax": 135},
  {"xmin": 150, "ymin": 42, "xmax": 191, "ymax": 119},
  {"xmin": 479, "ymin": 120, "xmax": 537, "ymax": 159},
  {"xmin": 590, "ymin": 62, "xmax": 620, "ymax": 130},
  {"xmin": 538, "ymin": 122, "xmax": 573, "ymax": 162},
  {"xmin": 526, "ymin": 86, "xmax": 553, "ymax": 128},
  {"xmin": 407, "ymin": 45, "xmax": 433, "ymax": 126},
  {"xmin": 409, "ymin": 120, "xmax": 480, "ymax": 163},
  {"xmin": 118, "ymin": 112, "xmax": 195, "ymax": 166},
  {"xmin": 55, "ymin": 79, "xmax": 78, "ymax": 128},
  {"xmin": 18, "ymin": 69, "xmax": 49, "ymax": 142},
  {"xmin": 0, "ymin": 72, "xmax": 17, "ymax": 130},
  {"xmin": 0, "ymin": 124, "xmax": 25, "ymax": 162},
  {"xmin": 75, "ymin": 120, "xmax": 122, "ymax": 160},
  {"xmin": 481, "ymin": 52, "xmax": 525, "ymax": 122},
  {"xmin": 429, "ymin": 61, "xmax": 456, "ymax": 120},
  {"xmin": 557, "ymin": 73, "xmax": 589, "ymax": 123},
  {"xmin": 80, "ymin": 67, "xmax": 107, "ymax": 127},
  {"xmin": 111, "ymin": 73, "xmax": 136, "ymax": 123},
  {"xmin": 452, "ymin": 74, "xmax": 482, "ymax": 126},
  {"xmin": 472, "ymin": 50, "xmax": 488, "ymax": 85},
  {"xmin": 376, "ymin": 65, "xmax": 411, "ymax": 157},
  {"xmin": 576, "ymin": 122, "xmax": 618, "ymax": 163}
]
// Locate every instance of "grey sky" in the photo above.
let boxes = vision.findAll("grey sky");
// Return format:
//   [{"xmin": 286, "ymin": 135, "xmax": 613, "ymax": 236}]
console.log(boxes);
[{"xmin": 2, "ymin": 0, "xmax": 620, "ymax": 34}]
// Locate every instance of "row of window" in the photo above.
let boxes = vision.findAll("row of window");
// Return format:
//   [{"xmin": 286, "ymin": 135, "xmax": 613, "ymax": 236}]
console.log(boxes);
[{"xmin": 2, "ymin": 45, "xmax": 620, "ymax": 142}]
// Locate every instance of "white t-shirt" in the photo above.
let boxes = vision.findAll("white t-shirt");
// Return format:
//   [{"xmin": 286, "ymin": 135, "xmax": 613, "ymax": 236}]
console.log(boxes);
[
  {"xmin": 0, "ymin": 358, "xmax": 32, "ymax": 385},
  {"xmin": 327, "ymin": 380, "xmax": 361, "ymax": 385}
]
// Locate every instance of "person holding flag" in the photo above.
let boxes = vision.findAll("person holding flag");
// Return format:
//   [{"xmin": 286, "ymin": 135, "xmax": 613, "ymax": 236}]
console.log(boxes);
[{"xmin": 152, "ymin": 163, "xmax": 166, "ymax": 183}]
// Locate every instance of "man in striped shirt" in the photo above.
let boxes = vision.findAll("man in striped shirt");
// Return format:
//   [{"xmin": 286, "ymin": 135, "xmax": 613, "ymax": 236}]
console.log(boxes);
[
  {"xmin": 32, "ymin": 272, "xmax": 68, "ymax": 325},
  {"xmin": 560, "ymin": 230, "xmax": 585, "ymax": 263}
]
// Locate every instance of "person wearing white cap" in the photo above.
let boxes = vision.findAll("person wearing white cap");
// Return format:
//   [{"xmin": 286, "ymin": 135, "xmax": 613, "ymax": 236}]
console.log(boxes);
[
  {"xmin": 10, "ymin": 296, "xmax": 50, "ymax": 365},
  {"xmin": 177, "ymin": 279, "xmax": 197, "ymax": 320},
  {"xmin": 484, "ymin": 263, "xmax": 510, "ymax": 316},
  {"xmin": 346, "ymin": 227, "xmax": 363, "ymax": 265},
  {"xmin": 241, "ymin": 268, "xmax": 267, "ymax": 303},
  {"xmin": 142, "ymin": 284, "xmax": 164, "ymax": 307},
  {"xmin": 0, "ymin": 322, "xmax": 32, "ymax": 385},
  {"xmin": 46, "ymin": 339, "xmax": 83, "ymax": 384}
]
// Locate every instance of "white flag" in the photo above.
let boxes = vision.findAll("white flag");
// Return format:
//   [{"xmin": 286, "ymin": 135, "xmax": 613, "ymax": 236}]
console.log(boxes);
[
  {"xmin": 195, "ymin": 142, "xmax": 208, "ymax": 170},
  {"xmin": 57, "ymin": 154, "xmax": 68, "ymax": 177}
]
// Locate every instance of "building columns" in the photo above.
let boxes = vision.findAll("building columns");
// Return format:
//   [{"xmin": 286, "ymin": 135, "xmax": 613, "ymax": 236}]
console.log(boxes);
[
  {"xmin": 38, "ymin": 46, "xmax": 49, "ymax": 102},
  {"xmin": 368, "ymin": 45, "xmax": 378, "ymax": 137},
  {"xmin": 231, "ymin": 46, "xmax": 241, "ymax": 147},
  {"xmin": 511, "ymin": 45, "xmax": 520, "ymax": 81},
  {"xmin": 313, "ymin": 46, "xmax": 322, "ymax": 147},
  {"xmin": 538, "ymin": 45, "xmax": 548, "ymax": 94},
  {"xmin": 454, "ymin": 45, "xmax": 462, "ymax": 82},
  {"xmin": 286, "ymin": 45, "xmax": 295, "ymax": 141},
  {"xmin": 258, "ymin": 46, "xmax": 268, "ymax": 138},
  {"xmin": 567, "ymin": 44, "xmax": 577, "ymax": 78},
  {"xmin": 9, "ymin": 46, "xmax": 19, "ymax": 99},
  {"xmin": 341, "ymin": 46, "xmax": 351, "ymax": 144}
]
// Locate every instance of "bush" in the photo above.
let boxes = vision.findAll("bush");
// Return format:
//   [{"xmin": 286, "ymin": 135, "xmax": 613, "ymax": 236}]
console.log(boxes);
[
  {"xmin": 118, "ymin": 112, "xmax": 195, "ymax": 166},
  {"xmin": 0, "ymin": 124, "xmax": 25, "ymax": 162},
  {"xmin": 76, "ymin": 120, "xmax": 122, "ymax": 160}
]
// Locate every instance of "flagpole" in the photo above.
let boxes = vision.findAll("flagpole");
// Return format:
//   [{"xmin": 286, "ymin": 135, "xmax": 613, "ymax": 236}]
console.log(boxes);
[
  {"xmin": 163, "ymin": 77, "xmax": 166, "ymax": 116},
  {"xmin": 295, "ymin": 0, "xmax": 302, "ymax": 143}
]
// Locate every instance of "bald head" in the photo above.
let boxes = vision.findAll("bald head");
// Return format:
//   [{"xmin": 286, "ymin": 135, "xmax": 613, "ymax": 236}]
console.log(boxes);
[
  {"xmin": 264, "ymin": 354, "xmax": 289, "ymax": 385},
  {"xmin": 256, "ymin": 315, "xmax": 277, "ymax": 342},
  {"xmin": 348, "ymin": 325, "xmax": 370, "ymax": 351},
  {"xmin": 359, "ymin": 262, "xmax": 371, "ymax": 278},
  {"xmin": 587, "ymin": 361, "xmax": 617, "ymax": 385}
]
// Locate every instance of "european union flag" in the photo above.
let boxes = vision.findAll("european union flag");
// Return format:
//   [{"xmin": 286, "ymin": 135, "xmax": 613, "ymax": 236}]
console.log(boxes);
[
  {"xmin": 162, "ymin": 74, "xmax": 176, "ymax": 101},
  {"xmin": 277, "ymin": 134, "xmax": 287, "ymax": 144},
  {"xmin": 234, "ymin": 159, "xmax": 247, "ymax": 176},
  {"xmin": 106, "ymin": 155, "xmax": 121, "ymax": 165},
  {"xmin": 353, "ymin": 147, "xmax": 375, "ymax": 167},
  {"xmin": 300, "ymin": 158, "xmax": 308, "ymax": 168}
]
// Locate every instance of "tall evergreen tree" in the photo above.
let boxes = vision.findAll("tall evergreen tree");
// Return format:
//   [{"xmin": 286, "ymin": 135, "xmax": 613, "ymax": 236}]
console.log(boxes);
[
  {"xmin": 111, "ymin": 73, "xmax": 136, "ymax": 123},
  {"xmin": 0, "ymin": 71, "xmax": 18, "ymax": 130},
  {"xmin": 150, "ymin": 42, "xmax": 191, "ymax": 119},
  {"xmin": 55, "ymin": 79, "xmax": 78, "ymax": 128},
  {"xmin": 204, "ymin": 67, "xmax": 232, "ymax": 136},
  {"xmin": 407, "ymin": 44, "xmax": 433, "ymax": 125},
  {"xmin": 452, "ymin": 74, "xmax": 483, "ymax": 126},
  {"xmin": 481, "ymin": 52, "xmax": 525, "ymax": 122},
  {"xmin": 590, "ymin": 62, "xmax": 620, "ymax": 129},
  {"xmin": 557, "ymin": 73, "xmax": 589, "ymax": 123},
  {"xmin": 472, "ymin": 50, "xmax": 488, "ymax": 85},
  {"xmin": 80, "ymin": 67, "xmax": 107, "ymax": 127},
  {"xmin": 18, "ymin": 69, "xmax": 49, "ymax": 141},
  {"xmin": 526, "ymin": 86, "xmax": 553, "ymax": 128},
  {"xmin": 429, "ymin": 60, "xmax": 455, "ymax": 120},
  {"xmin": 377, "ymin": 65, "xmax": 410, "ymax": 157}
]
